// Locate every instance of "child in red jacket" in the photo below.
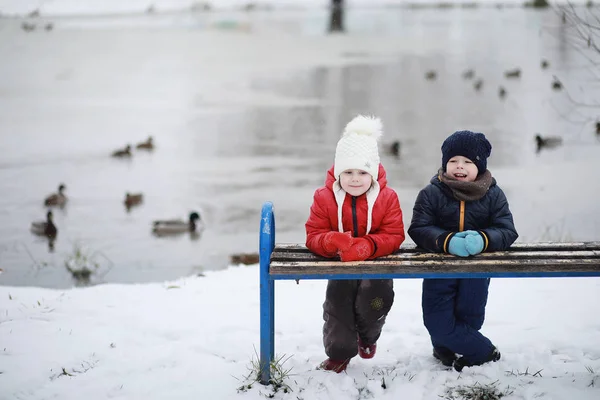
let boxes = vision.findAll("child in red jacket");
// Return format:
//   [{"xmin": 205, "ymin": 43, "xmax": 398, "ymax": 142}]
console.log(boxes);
[{"xmin": 305, "ymin": 115, "xmax": 405, "ymax": 373}]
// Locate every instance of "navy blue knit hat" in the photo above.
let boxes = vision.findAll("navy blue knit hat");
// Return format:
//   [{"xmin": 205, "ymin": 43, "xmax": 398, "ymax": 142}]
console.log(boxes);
[{"xmin": 441, "ymin": 130, "xmax": 492, "ymax": 175}]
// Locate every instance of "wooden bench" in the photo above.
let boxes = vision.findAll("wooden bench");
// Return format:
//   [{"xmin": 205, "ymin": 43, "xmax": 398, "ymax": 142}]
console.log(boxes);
[{"xmin": 258, "ymin": 201, "xmax": 600, "ymax": 385}]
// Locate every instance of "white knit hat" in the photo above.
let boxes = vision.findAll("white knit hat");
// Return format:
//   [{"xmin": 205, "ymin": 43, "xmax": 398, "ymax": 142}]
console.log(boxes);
[
  {"xmin": 333, "ymin": 115, "xmax": 382, "ymax": 179},
  {"xmin": 332, "ymin": 115, "xmax": 383, "ymax": 235}
]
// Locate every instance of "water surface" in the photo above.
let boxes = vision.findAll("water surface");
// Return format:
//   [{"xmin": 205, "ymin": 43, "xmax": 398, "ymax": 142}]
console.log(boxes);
[{"xmin": 0, "ymin": 7, "xmax": 598, "ymax": 288}]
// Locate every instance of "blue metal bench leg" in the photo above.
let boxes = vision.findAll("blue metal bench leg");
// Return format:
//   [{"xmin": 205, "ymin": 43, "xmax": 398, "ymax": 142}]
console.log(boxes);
[{"xmin": 259, "ymin": 202, "xmax": 275, "ymax": 385}]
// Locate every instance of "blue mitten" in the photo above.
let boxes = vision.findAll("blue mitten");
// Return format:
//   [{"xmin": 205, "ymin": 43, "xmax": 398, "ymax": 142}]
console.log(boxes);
[
  {"xmin": 465, "ymin": 233, "xmax": 484, "ymax": 255},
  {"xmin": 448, "ymin": 236, "xmax": 469, "ymax": 257},
  {"xmin": 454, "ymin": 230, "xmax": 478, "ymax": 238}
]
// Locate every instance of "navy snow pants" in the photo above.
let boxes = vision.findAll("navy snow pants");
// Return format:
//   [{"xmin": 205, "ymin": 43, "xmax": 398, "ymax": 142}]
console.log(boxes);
[{"xmin": 422, "ymin": 278, "xmax": 495, "ymax": 364}]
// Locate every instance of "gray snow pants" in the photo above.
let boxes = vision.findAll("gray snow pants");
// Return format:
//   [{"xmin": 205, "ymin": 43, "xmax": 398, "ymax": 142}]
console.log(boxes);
[{"xmin": 323, "ymin": 279, "xmax": 395, "ymax": 360}]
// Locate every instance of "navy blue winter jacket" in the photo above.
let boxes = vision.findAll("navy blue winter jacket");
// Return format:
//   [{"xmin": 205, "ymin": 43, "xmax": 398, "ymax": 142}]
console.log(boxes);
[{"xmin": 408, "ymin": 174, "xmax": 518, "ymax": 253}]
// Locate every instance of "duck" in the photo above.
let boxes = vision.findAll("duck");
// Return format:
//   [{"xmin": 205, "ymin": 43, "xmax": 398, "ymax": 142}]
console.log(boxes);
[
  {"xmin": 44, "ymin": 183, "xmax": 67, "ymax": 206},
  {"xmin": 111, "ymin": 144, "xmax": 132, "ymax": 158},
  {"xmin": 152, "ymin": 211, "xmax": 202, "ymax": 235},
  {"xmin": 498, "ymin": 86, "xmax": 507, "ymax": 99},
  {"xmin": 504, "ymin": 68, "xmax": 521, "ymax": 79},
  {"xmin": 425, "ymin": 70, "xmax": 437, "ymax": 80},
  {"xmin": 535, "ymin": 134, "xmax": 563, "ymax": 153},
  {"xmin": 31, "ymin": 210, "xmax": 57, "ymax": 239},
  {"xmin": 541, "ymin": 59, "xmax": 549, "ymax": 69},
  {"xmin": 124, "ymin": 192, "xmax": 143, "ymax": 209},
  {"xmin": 595, "ymin": 121, "xmax": 600, "ymax": 135},
  {"xmin": 21, "ymin": 22, "xmax": 36, "ymax": 32},
  {"xmin": 383, "ymin": 140, "xmax": 401, "ymax": 157},
  {"xmin": 136, "ymin": 136, "xmax": 154, "ymax": 150},
  {"xmin": 551, "ymin": 78, "xmax": 562, "ymax": 90},
  {"xmin": 462, "ymin": 69, "xmax": 475, "ymax": 79},
  {"xmin": 473, "ymin": 79, "xmax": 483, "ymax": 91}
]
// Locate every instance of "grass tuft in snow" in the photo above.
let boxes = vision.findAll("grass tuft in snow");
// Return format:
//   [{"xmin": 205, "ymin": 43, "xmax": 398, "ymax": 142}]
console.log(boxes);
[
  {"xmin": 443, "ymin": 380, "xmax": 514, "ymax": 400},
  {"xmin": 236, "ymin": 348, "xmax": 294, "ymax": 397},
  {"xmin": 64, "ymin": 242, "xmax": 113, "ymax": 285},
  {"xmin": 586, "ymin": 365, "xmax": 599, "ymax": 387},
  {"xmin": 49, "ymin": 358, "xmax": 99, "ymax": 381},
  {"xmin": 505, "ymin": 367, "xmax": 544, "ymax": 377}
]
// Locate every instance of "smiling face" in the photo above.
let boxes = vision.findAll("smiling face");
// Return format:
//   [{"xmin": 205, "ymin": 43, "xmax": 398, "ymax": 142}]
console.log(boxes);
[
  {"xmin": 446, "ymin": 155, "xmax": 479, "ymax": 182},
  {"xmin": 339, "ymin": 169, "xmax": 373, "ymax": 196}
]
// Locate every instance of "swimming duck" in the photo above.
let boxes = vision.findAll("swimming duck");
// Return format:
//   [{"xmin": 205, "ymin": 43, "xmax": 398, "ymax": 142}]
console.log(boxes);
[
  {"xmin": 21, "ymin": 22, "xmax": 36, "ymax": 32},
  {"xmin": 551, "ymin": 78, "xmax": 562, "ymax": 90},
  {"xmin": 44, "ymin": 183, "xmax": 67, "ymax": 206},
  {"xmin": 390, "ymin": 140, "xmax": 401, "ymax": 157},
  {"xmin": 136, "ymin": 136, "xmax": 154, "ymax": 150},
  {"xmin": 152, "ymin": 211, "xmax": 202, "ymax": 235},
  {"xmin": 462, "ymin": 69, "xmax": 475, "ymax": 79},
  {"xmin": 541, "ymin": 59, "xmax": 549, "ymax": 69},
  {"xmin": 595, "ymin": 121, "xmax": 600, "ymax": 135},
  {"xmin": 535, "ymin": 134, "xmax": 563, "ymax": 152},
  {"xmin": 382, "ymin": 140, "xmax": 401, "ymax": 157},
  {"xmin": 473, "ymin": 79, "xmax": 483, "ymax": 91},
  {"xmin": 498, "ymin": 86, "xmax": 507, "ymax": 99},
  {"xmin": 425, "ymin": 70, "xmax": 437, "ymax": 80},
  {"xmin": 504, "ymin": 68, "xmax": 521, "ymax": 79},
  {"xmin": 111, "ymin": 145, "xmax": 132, "ymax": 158},
  {"xmin": 31, "ymin": 210, "xmax": 57, "ymax": 239},
  {"xmin": 124, "ymin": 192, "xmax": 143, "ymax": 209}
]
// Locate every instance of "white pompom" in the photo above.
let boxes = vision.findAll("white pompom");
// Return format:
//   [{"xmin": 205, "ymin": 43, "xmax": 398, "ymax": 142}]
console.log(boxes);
[{"xmin": 342, "ymin": 115, "xmax": 383, "ymax": 141}]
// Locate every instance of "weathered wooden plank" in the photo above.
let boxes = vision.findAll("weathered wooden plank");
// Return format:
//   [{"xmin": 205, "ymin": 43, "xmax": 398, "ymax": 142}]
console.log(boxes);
[
  {"xmin": 273, "ymin": 242, "xmax": 600, "ymax": 254},
  {"xmin": 506, "ymin": 242, "xmax": 600, "ymax": 250},
  {"xmin": 270, "ymin": 258, "xmax": 600, "ymax": 276},
  {"xmin": 270, "ymin": 250, "xmax": 600, "ymax": 262},
  {"xmin": 271, "ymin": 258, "xmax": 600, "ymax": 269}
]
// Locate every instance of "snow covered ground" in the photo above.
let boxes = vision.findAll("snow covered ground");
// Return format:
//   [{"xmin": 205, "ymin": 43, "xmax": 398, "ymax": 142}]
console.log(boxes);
[{"xmin": 1, "ymin": 264, "xmax": 599, "ymax": 399}]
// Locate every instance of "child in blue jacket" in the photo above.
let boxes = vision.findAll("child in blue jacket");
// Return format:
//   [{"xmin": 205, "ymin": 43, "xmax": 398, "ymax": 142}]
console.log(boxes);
[{"xmin": 408, "ymin": 130, "xmax": 518, "ymax": 372}]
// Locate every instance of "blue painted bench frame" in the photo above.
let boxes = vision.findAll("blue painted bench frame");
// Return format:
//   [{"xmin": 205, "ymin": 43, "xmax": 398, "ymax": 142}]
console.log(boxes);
[{"xmin": 258, "ymin": 201, "xmax": 600, "ymax": 385}]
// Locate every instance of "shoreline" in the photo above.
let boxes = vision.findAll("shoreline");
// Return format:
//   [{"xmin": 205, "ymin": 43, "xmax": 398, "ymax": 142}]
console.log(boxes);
[{"xmin": 0, "ymin": 1, "xmax": 594, "ymax": 19}]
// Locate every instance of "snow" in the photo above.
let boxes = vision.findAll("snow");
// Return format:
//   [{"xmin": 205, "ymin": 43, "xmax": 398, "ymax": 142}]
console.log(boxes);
[{"xmin": 2, "ymin": 264, "xmax": 600, "ymax": 399}]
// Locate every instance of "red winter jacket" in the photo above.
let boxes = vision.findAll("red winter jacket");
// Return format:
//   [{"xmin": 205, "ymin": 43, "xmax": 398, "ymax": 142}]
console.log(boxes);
[{"xmin": 305, "ymin": 164, "xmax": 405, "ymax": 259}]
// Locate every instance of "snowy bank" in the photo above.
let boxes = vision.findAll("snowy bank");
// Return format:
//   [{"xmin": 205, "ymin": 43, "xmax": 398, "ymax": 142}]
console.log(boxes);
[{"xmin": 1, "ymin": 264, "xmax": 599, "ymax": 399}]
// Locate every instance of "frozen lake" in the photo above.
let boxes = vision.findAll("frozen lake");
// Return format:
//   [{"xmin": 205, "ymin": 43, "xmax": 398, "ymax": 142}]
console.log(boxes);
[{"xmin": 0, "ymin": 6, "xmax": 599, "ymax": 288}]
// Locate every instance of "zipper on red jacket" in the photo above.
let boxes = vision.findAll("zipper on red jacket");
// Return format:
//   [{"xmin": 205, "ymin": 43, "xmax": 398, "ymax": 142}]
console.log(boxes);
[{"xmin": 351, "ymin": 197, "xmax": 358, "ymax": 237}]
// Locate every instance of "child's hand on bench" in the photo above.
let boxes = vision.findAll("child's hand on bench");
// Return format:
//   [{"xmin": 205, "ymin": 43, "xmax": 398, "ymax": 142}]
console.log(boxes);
[
  {"xmin": 465, "ymin": 233, "xmax": 484, "ymax": 255},
  {"xmin": 449, "ymin": 236, "xmax": 469, "ymax": 257},
  {"xmin": 339, "ymin": 238, "xmax": 374, "ymax": 262},
  {"xmin": 450, "ymin": 231, "xmax": 484, "ymax": 257},
  {"xmin": 323, "ymin": 231, "xmax": 353, "ymax": 254}
]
